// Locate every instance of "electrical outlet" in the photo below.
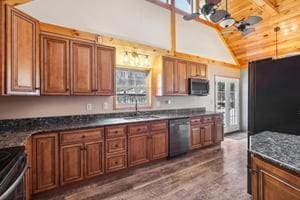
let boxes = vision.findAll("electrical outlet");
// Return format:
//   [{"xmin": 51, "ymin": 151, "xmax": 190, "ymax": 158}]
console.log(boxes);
[
  {"xmin": 86, "ymin": 103, "xmax": 92, "ymax": 111},
  {"xmin": 166, "ymin": 100, "xmax": 172, "ymax": 105},
  {"xmin": 103, "ymin": 102, "xmax": 109, "ymax": 110}
]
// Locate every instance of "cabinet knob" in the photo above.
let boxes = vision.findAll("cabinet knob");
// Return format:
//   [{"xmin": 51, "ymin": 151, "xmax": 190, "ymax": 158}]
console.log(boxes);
[
  {"xmin": 82, "ymin": 135, "xmax": 86, "ymax": 138},
  {"xmin": 115, "ymin": 144, "xmax": 119, "ymax": 148},
  {"xmin": 114, "ymin": 161, "xmax": 118, "ymax": 165}
]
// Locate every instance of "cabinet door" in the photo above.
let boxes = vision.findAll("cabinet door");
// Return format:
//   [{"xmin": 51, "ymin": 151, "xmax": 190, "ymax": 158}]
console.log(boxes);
[
  {"xmin": 5, "ymin": 6, "xmax": 39, "ymax": 95},
  {"xmin": 71, "ymin": 41, "xmax": 95, "ymax": 95},
  {"xmin": 214, "ymin": 121, "xmax": 224, "ymax": 143},
  {"xmin": 198, "ymin": 64, "xmax": 207, "ymax": 78},
  {"xmin": 32, "ymin": 133, "xmax": 58, "ymax": 193},
  {"xmin": 85, "ymin": 141, "xmax": 104, "ymax": 178},
  {"xmin": 150, "ymin": 131, "xmax": 168, "ymax": 160},
  {"xmin": 95, "ymin": 46, "xmax": 115, "ymax": 95},
  {"xmin": 163, "ymin": 58, "xmax": 175, "ymax": 95},
  {"xmin": 60, "ymin": 144, "xmax": 84, "ymax": 185},
  {"xmin": 202, "ymin": 123, "xmax": 213, "ymax": 146},
  {"xmin": 41, "ymin": 34, "xmax": 70, "ymax": 95},
  {"xmin": 175, "ymin": 60, "xmax": 188, "ymax": 94},
  {"xmin": 251, "ymin": 156, "xmax": 300, "ymax": 200},
  {"xmin": 128, "ymin": 134, "xmax": 149, "ymax": 167},
  {"xmin": 190, "ymin": 126, "xmax": 202, "ymax": 149},
  {"xmin": 188, "ymin": 62, "xmax": 198, "ymax": 77}
]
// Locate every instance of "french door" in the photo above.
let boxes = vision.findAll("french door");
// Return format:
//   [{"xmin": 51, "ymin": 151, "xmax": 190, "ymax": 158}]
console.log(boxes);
[{"xmin": 215, "ymin": 76, "xmax": 240, "ymax": 133}]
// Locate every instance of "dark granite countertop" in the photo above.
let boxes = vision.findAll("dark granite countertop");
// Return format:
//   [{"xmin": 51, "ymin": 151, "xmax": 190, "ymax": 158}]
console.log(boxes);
[
  {"xmin": 0, "ymin": 108, "xmax": 221, "ymax": 148},
  {"xmin": 250, "ymin": 131, "xmax": 300, "ymax": 174}
]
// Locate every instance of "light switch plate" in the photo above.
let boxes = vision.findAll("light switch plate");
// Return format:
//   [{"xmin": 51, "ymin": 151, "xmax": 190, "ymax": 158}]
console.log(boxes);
[{"xmin": 86, "ymin": 103, "xmax": 92, "ymax": 111}]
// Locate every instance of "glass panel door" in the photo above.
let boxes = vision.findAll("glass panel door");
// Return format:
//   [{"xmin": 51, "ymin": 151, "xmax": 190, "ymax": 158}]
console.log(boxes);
[{"xmin": 215, "ymin": 76, "xmax": 240, "ymax": 133}]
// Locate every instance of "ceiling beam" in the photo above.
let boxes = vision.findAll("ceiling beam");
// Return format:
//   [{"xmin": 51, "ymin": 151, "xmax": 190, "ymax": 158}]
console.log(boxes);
[
  {"xmin": 247, "ymin": 0, "xmax": 279, "ymax": 15},
  {"xmin": 1, "ymin": 0, "xmax": 32, "ymax": 6}
]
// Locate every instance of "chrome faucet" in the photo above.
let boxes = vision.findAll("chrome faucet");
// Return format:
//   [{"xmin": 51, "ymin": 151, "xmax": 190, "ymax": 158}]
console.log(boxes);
[{"xmin": 134, "ymin": 96, "xmax": 139, "ymax": 116}]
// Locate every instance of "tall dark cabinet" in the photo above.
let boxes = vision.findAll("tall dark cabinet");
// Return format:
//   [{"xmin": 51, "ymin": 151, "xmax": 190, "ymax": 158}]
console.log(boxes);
[{"xmin": 247, "ymin": 55, "xmax": 300, "ymax": 194}]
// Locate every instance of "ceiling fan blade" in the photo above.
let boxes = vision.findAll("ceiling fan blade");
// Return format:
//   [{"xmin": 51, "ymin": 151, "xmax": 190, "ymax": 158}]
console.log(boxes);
[
  {"xmin": 244, "ymin": 16, "xmax": 262, "ymax": 25},
  {"xmin": 206, "ymin": 0, "xmax": 222, "ymax": 5},
  {"xmin": 183, "ymin": 13, "xmax": 199, "ymax": 21},
  {"xmin": 242, "ymin": 28, "xmax": 255, "ymax": 36},
  {"xmin": 209, "ymin": 10, "xmax": 227, "ymax": 23}
]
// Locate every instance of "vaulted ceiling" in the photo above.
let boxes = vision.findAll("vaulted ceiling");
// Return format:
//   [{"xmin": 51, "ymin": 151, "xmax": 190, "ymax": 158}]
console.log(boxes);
[{"xmin": 219, "ymin": 0, "xmax": 300, "ymax": 66}]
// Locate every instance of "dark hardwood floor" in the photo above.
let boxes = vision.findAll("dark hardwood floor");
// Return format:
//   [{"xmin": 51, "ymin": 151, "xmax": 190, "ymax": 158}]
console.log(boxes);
[{"xmin": 34, "ymin": 138, "xmax": 251, "ymax": 200}]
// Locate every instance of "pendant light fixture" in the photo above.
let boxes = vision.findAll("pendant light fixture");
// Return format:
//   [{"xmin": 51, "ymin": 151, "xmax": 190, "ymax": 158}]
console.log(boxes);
[{"xmin": 274, "ymin": 26, "xmax": 280, "ymax": 59}]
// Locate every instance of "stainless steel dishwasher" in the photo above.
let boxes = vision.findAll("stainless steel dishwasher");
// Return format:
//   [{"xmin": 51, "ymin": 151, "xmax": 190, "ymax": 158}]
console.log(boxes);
[{"xmin": 168, "ymin": 118, "xmax": 190, "ymax": 158}]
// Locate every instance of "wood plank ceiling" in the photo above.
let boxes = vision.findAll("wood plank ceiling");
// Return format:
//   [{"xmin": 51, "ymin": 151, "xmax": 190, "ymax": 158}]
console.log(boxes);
[{"xmin": 219, "ymin": 0, "xmax": 300, "ymax": 66}]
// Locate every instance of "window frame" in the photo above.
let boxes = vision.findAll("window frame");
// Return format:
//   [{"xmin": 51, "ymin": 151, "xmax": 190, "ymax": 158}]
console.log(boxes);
[{"xmin": 114, "ymin": 66, "xmax": 152, "ymax": 110}]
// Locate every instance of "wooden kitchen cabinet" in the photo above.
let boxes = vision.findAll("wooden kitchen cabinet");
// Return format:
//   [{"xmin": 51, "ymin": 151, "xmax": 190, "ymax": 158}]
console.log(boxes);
[
  {"xmin": 251, "ymin": 155, "xmax": 300, "ymax": 200},
  {"xmin": 175, "ymin": 60, "xmax": 188, "ymax": 94},
  {"xmin": 128, "ymin": 133, "xmax": 149, "ymax": 167},
  {"xmin": 190, "ymin": 116, "xmax": 216, "ymax": 149},
  {"xmin": 161, "ymin": 57, "xmax": 206, "ymax": 96},
  {"xmin": 41, "ymin": 34, "xmax": 70, "ymax": 95},
  {"xmin": 60, "ymin": 128, "xmax": 104, "ymax": 185},
  {"xmin": 5, "ymin": 5, "xmax": 40, "ymax": 95},
  {"xmin": 163, "ymin": 57, "xmax": 175, "ymax": 95},
  {"xmin": 95, "ymin": 46, "xmax": 115, "ymax": 95},
  {"xmin": 71, "ymin": 40, "xmax": 95, "ymax": 95},
  {"xmin": 60, "ymin": 143, "xmax": 84, "ymax": 185},
  {"xmin": 201, "ymin": 123, "xmax": 213, "ymax": 146},
  {"xmin": 150, "ymin": 131, "xmax": 168, "ymax": 160},
  {"xmin": 32, "ymin": 133, "xmax": 59, "ymax": 194},
  {"xmin": 188, "ymin": 62, "xmax": 207, "ymax": 78},
  {"xmin": 214, "ymin": 115, "xmax": 224, "ymax": 143},
  {"xmin": 105, "ymin": 125, "xmax": 127, "ymax": 173}
]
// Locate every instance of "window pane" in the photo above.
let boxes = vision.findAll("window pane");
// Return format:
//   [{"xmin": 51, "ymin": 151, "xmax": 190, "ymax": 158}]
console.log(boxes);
[
  {"xmin": 175, "ymin": 0, "xmax": 191, "ymax": 13},
  {"xmin": 116, "ymin": 68, "xmax": 149, "ymax": 106}
]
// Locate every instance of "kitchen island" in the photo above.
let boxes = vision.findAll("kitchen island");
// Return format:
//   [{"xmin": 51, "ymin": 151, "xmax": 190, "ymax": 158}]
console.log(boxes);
[{"xmin": 249, "ymin": 131, "xmax": 300, "ymax": 200}]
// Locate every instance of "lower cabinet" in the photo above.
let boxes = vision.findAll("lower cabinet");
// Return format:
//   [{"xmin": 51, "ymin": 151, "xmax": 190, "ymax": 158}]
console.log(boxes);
[
  {"xmin": 214, "ymin": 119, "xmax": 224, "ymax": 143},
  {"xmin": 105, "ymin": 125, "xmax": 127, "ymax": 173},
  {"xmin": 251, "ymin": 155, "xmax": 300, "ymax": 200},
  {"xmin": 128, "ymin": 124, "xmax": 149, "ymax": 167},
  {"xmin": 128, "ymin": 121, "xmax": 168, "ymax": 167},
  {"xmin": 190, "ymin": 115, "xmax": 223, "ymax": 150},
  {"xmin": 60, "ymin": 128, "xmax": 104, "ymax": 185},
  {"xmin": 60, "ymin": 143, "xmax": 84, "ymax": 185},
  {"xmin": 32, "ymin": 133, "xmax": 59, "ymax": 194}
]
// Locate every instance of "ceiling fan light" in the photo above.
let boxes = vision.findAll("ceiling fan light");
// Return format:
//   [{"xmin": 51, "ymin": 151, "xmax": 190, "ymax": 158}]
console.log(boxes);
[{"xmin": 219, "ymin": 17, "xmax": 235, "ymax": 28}]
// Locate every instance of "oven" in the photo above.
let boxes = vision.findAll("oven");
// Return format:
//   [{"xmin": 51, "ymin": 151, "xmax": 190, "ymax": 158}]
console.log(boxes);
[
  {"xmin": 0, "ymin": 147, "xmax": 26, "ymax": 200},
  {"xmin": 188, "ymin": 78, "xmax": 209, "ymax": 96}
]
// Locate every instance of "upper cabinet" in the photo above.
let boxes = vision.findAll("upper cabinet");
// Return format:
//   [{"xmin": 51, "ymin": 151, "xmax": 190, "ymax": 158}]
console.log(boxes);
[
  {"xmin": 70, "ymin": 41, "xmax": 95, "ymax": 95},
  {"xmin": 95, "ymin": 46, "xmax": 115, "ymax": 96},
  {"xmin": 157, "ymin": 57, "xmax": 207, "ymax": 96},
  {"xmin": 40, "ymin": 33, "xmax": 115, "ymax": 96},
  {"xmin": 5, "ymin": 6, "xmax": 40, "ymax": 95},
  {"xmin": 41, "ymin": 34, "xmax": 70, "ymax": 95}
]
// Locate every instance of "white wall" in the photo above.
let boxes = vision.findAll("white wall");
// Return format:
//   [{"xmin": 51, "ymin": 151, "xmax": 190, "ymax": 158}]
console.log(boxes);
[
  {"xmin": 176, "ymin": 14, "xmax": 236, "ymax": 64},
  {"xmin": 18, "ymin": 0, "xmax": 171, "ymax": 49},
  {"xmin": 0, "ymin": 65, "xmax": 240, "ymax": 120},
  {"xmin": 18, "ymin": 0, "xmax": 235, "ymax": 64}
]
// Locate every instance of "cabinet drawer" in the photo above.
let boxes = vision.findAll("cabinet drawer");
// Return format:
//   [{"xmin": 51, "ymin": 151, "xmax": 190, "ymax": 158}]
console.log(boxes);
[
  {"xmin": 106, "ymin": 125, "xmax": 127, "ymax": 138},
  {"xmin": 60, "ymin": 128, "xmax": 103, "ymax": 145},
  {"xmin": 150, "ymin": 121, "xmax": 168, "ymax": 131},
  {"xmin": 191, "ymin": 118, "xmax": 201, "ymax": 125},
  {"xmin": 106, "ymin": 138, "xmax": 127, "ymax": 154},
  {"xmin": 106, "ymin": 154, "xmax": 127, "ymax": 173},
  {"xmin": 128, "ymin": 124, "xmax": 148, "ymax": 135},
  {"xmin": 202, "ymin": 116, "xmax": 214, "ymax": 124}
]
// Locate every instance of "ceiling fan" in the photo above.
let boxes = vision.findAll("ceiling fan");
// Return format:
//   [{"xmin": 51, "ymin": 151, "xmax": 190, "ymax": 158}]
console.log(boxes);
[
  {"xmin": 183, "ymin": 0, "xmax": 227, "ymax": 23},
  {"xmin": 183, "ymin": 0, "xmax": 263, "ymax": 36},
  {"xmin": 223, "ymin": 16, "xmax": 263, "ymax": 36}
]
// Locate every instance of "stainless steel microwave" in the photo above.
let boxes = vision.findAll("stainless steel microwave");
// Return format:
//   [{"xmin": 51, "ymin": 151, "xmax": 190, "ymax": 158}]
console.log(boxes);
[{"xmin": 188, "ymin": 78, "xmax": 209, "ymax": 96}]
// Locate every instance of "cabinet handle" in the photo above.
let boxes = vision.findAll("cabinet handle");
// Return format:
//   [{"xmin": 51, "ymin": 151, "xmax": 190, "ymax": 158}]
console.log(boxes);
[{"xmin": 82, "ymin": 135, "xmax": 86, "ymax": 138}]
